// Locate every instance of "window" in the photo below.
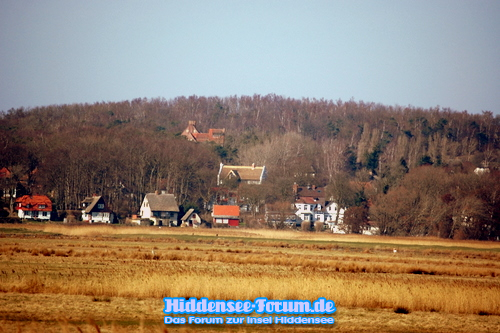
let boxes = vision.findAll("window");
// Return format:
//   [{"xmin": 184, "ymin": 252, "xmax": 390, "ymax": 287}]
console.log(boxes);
[{"xmin": 98, "ymin": 204, "xmax": 104, "ymax": 209}]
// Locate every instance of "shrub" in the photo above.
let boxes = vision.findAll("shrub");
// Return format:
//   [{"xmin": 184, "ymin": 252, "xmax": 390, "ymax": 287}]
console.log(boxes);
[
  {"xmin": 394, "ymin": 307, "xmax": 411, "ymax": 314},
  {"xmin": 314, "ymin": 222, "xmax": 324, "ymax": 232},
  {"xmin": 301, "ymin": 221, "xmax": 312, "ymax": 232},
  {"xmin": 140, "ymin": 219, "xmax": 154, "ymax": 226},
  {"xmin": 92, "ymin": 296, "xmax": 111, "ymax": 302},
  {"xmin": 0, "ymin": 217, "xmax": 21, "ymax": 224},
  {"xmin": 40, "ymin": 248, "xmax": 55, "ymax": 256}
]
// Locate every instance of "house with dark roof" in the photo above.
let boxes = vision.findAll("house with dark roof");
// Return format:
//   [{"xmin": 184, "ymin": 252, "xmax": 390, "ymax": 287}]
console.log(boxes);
[
  {"xmin": 140, "ymin": 192, "xmax": 179, "ymax": 226},
  {"xmin": 16, "ymin": 195, "xmax": 52, "ymax": 220},
  {"xmin": 217, "ymin": 163, "xmax": 266, "ymax": 186},
  {"xmin": 212, "ymin": 205, "xmax": 240, "ymax": 227},
  {"xmin": 181, "ymin": 121, "xmax": 225, "ymax": 145},
  {"xmin": 81, "ymin": 195, "xmax": 115, "ymax": 223},
  {"xmin": 180, "ymin": 208, "xmax": 202, "ymax": 228}
]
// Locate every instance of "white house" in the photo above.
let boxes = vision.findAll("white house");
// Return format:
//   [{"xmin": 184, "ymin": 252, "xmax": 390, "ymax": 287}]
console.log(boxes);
[
  {"xmin": 294, "ymin": 197, "xmax": 319, "ymax": 223},
  {"xmin": 325, "ymin": 202, "xmax": 346, "ymax": 233},
  {"xmin": 16, "ymin": 195, "xmax": 52, "ymax": 221},
  {"xmin": 140, "ymin": 192, "xmax": 179, "ymax": 226},
  {"xmin": 293, "ymin": 197, "xmax": 346, "ymax": 232},
  {"xmin": 81, "ymin": 196, "xmax": 115, "ymax": 223}
]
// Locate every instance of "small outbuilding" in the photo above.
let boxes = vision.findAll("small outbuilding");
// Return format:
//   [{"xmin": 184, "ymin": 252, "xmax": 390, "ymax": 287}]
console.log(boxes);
[{"xmin": 180, "ymin": 208, "xmax": 202, "ymax": 227}]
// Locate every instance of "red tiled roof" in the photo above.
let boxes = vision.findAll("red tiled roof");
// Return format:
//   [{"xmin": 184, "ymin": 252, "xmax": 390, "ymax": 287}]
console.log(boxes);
[
  {"xmin": 181, "ymin": 121, "xmax": 225, "ymax": 145},
  {"xmin": 15, "ymin": 195, "xmax": 52, "ymax": 211},
  {"xmin": 212, "ymin": 205, "xmax": 240, "ymax": 218},
  {"xmin": 295, "ymin": 197, "xmax": 318, "ymax": 204},
  {"xmin": 0, "ymin": 167, "xmax": 12, "ymax": 178}
]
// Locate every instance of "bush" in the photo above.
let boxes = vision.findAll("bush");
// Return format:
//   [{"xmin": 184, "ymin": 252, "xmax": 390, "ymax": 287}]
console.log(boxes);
[
  {"xmin": 0, "ymin": 217, "xmax": 21, "ymax": 224},
  {"xmin": 140, "ymin": 218, "xmax": 154, "ymax": 226},
  {"xmin": 301, "ymin": 221, "xmax": 312, "ymax": 232},
  {"xmin": 314, "ymin": 222, "xmax": 324, "ymax": 232},
  {"xmin": 394, "ymin": 307, "xmax": 411, "ymax": 314},
  {"xmin": 0, "ymin": 209, "xmax": 9, "ymax": 218}
]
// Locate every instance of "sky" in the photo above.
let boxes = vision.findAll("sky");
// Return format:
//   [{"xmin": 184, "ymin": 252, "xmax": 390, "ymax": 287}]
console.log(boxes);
[{"xmin": 1, "ymin": 0, "xmax": 499, "ymax": 115}]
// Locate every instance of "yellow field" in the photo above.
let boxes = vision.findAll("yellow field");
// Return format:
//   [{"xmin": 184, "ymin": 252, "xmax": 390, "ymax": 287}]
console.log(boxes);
[{"xmin": 1, "ymin": 223, "xmax": 499, "ymax": 332}]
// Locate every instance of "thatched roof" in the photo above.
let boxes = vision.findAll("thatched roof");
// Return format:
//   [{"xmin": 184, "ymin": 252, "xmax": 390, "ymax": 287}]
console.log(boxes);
[{"xmin": 144, "ymin": 193, "xmax": 179, "ymax": 212}]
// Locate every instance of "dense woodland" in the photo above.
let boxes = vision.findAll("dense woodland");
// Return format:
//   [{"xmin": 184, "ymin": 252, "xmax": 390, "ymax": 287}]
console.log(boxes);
[{"xmin": 1, "ymin": 95, "xmax": 499, "ymax": 239}]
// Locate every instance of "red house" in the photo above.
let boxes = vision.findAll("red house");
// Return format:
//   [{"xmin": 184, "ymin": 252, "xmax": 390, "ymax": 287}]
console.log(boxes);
[
  {"xmin": 212, "ymin": 205, "xmax": 240, "ymax": 227},
  {"xmin": 181, "ymin": 121, "xmax": 225, "ymax": 145},
  {"xmin": 16, "ymin": 195, "xmax": 52, "ymax": 220}
]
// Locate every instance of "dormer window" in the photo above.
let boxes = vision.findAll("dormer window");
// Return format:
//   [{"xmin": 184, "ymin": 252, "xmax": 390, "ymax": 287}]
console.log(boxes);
[{"xmin": 39, "ymin": 205, "xmax": 46, "ymax": 209}]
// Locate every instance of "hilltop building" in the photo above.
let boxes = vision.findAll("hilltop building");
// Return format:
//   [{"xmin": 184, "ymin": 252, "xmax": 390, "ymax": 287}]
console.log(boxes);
[{"xmin": 181, "ymin": 121, "xmax": 225, "ymax": 145}]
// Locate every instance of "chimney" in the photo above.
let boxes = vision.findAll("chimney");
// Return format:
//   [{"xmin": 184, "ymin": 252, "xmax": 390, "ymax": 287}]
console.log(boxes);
[
  {"xmin": 293, "ymin": 183, "xmax": 298, "ymax": 195},
  {"xmin": 252, "ymin": 163, "xmax": 255, "ymax": 170},
  {"xmin": 189, "ymin": 120, "xmax": 196, "ymax": 125},
  {"xmin": 155, "ymin": 190, "xmax": 158, "ymax": 195}
]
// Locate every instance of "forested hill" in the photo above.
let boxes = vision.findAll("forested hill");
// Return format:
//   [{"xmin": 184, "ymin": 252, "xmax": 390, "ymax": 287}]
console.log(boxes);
[{"xmin": 1, "ymin": 95, "xmax": 499, "ymax": 239}]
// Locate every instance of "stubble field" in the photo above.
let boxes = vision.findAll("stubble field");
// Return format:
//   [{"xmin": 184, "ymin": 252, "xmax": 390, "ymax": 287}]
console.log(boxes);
[{"xmin": 0, "ymin": 223, "xmax": 499, "ymax": 332}]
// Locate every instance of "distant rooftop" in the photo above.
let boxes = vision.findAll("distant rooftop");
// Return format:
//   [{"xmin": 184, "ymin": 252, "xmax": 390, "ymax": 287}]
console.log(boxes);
[
  {"xmin": 181, "ymin": 121, "xmax": 225, "ymax": 145},
  {"xmin": 217, "ymin": 163, "xmax": 266, "ymax": 185}
]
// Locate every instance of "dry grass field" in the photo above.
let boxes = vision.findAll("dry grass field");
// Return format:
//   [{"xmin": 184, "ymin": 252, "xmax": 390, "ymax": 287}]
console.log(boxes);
[{"xmin": 0, "ymin": 223, "xmax": 499, "ymax": 332}]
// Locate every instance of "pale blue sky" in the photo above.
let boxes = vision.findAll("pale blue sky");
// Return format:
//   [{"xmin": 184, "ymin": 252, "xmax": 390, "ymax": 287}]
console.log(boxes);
[{"xmin": 1, "ymin": 0, "xmax": 499, "ymax": 114}]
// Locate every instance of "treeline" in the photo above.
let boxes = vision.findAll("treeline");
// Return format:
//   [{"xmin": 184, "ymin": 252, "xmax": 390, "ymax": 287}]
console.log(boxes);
[{"xmin": 1, "ymin": 95, "xmax": 499, "ymax": 239}]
